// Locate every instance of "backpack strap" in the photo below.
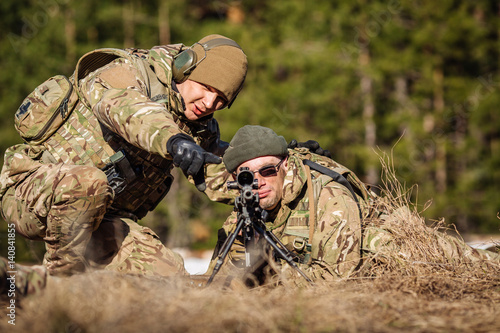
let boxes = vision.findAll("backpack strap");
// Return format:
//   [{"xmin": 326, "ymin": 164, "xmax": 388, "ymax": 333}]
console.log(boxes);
[
  {"xmin": 303, "ymin": 159, "xmax": 363, "ymax": 220},
  {"xmin": 303, "ymin": 159, "xmax": 316, "ymax": 265},
  {"xmin": 135, "ymin": 57, "xmax": 167, "ymax": 101},
  {"xmin": 299, "ymin": 158, "xmax": 365, "ymax": 266}
]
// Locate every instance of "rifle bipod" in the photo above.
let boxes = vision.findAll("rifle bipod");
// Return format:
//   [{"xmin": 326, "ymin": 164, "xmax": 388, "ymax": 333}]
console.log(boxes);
[{"xmin": 206, "ymin": 168, "xmax": 313, "ymax": 286}]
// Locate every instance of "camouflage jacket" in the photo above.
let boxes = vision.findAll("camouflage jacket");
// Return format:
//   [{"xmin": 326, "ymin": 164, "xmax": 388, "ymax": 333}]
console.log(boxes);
[
  {"xmin": 221, "ymin": 148, "xmax": 377, "ymax": 280},
  {"xmin": 0, "ymin": 45, "xmax": 233, "ymax": 219}
]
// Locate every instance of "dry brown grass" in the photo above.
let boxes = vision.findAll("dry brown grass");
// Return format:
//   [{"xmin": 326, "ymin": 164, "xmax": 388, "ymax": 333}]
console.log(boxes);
[
  {"xmin": 3, "ymin": 155, "xmax": 500, "ymax": 333},
  {"xmin": 3, "ymin": 270, "xmax": 500, "ymax": 333}
]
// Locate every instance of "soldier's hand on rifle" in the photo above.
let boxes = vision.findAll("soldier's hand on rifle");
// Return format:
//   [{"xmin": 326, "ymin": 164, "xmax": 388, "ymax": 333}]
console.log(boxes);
[
  {"xmin": 288, "ymin": 139, "xmax": 332, "ymax": 158},
  {"xmin": 167, "ymin": 133, "xmax": 222, "ymax": 191}
]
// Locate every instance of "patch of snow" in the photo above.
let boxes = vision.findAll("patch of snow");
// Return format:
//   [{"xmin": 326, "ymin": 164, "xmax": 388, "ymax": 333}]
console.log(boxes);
[{"xmin": 174, "ymin": 248, "xmax": 212, "ymax": 275}]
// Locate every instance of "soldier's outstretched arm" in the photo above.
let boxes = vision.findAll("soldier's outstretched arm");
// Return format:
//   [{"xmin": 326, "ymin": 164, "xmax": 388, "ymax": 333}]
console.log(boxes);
[
  {"xmin": 80, "ymin": 58, "xmax": 183, "ymax": 159},
  {"xmin": 189, "ymin": 162, "xmax": 236, "ymax": 203}
]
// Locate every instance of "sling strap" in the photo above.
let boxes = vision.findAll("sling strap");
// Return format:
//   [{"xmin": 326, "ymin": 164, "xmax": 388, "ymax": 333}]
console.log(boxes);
[{"xmin": 303, "ymin": 161, "xmax": 316, "ymax": 265}]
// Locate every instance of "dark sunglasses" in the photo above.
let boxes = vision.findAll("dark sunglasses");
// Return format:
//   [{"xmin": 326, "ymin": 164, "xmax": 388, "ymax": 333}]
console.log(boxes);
[{"xmin": 236, "ymin": 158, "xmax": 285, "ymax": 178}]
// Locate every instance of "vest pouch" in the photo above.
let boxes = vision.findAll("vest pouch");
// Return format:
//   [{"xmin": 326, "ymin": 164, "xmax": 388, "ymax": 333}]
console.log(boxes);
[
  {"xmin": 15, "ymin": 75, "xmax": 78, "ymax": 145},
  {"xmin": 282, "ymin": 225, "xmax": 310, "ymax": 251}
]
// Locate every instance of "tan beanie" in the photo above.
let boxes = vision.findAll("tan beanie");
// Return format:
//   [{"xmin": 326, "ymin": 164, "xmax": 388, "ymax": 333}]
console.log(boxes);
[{"xmin": 188, "ymin": 34, "xmax": 248, "ymax": 108}]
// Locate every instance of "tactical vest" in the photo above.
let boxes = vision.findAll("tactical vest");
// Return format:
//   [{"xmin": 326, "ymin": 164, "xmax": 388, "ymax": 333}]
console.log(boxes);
[{"xmin": 40, "ymin": 47, "xmax": 212, "ymax": 219}]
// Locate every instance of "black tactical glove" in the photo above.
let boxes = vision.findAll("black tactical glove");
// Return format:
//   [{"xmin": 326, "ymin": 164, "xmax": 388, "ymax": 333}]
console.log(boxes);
[
  {"xmin": 288, "ymin": 139, "xmax": 332, "ymax": 158},
  {"xmin": 167, "ymin": 133, "xmax": 222, "ymax": 191}
]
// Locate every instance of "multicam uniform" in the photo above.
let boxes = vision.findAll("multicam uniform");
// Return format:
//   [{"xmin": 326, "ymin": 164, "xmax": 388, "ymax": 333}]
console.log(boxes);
[
  {"xmin": 0, "ymin": 45, "xmax": 231, "ymax": 276},
  {"xmin": 216, "ymin": 148, "xmax": 373, "ymax": 280},
  {"xmin": 269, "ymin": 149, "xmax": 371, "ymax": 280},
  {"xmin": 215, "ymin": 149, "xmax": 500, "ymax": 282}
]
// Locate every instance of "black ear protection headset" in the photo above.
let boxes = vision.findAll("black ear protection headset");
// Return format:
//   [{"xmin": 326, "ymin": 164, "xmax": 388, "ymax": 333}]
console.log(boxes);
[{"xmin": 172, "ymin": 38, "xmax": 242, "ymax": 84}]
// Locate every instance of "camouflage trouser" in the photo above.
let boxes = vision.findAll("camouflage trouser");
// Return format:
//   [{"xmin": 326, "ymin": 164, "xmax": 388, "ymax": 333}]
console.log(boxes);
[
  {"xmin": 1, "ymin": 163, "xmax": 186, "ymax": 277},
  {"xmin": 87, "ymin": 215, "xmax": 187, "ymax": 277}
]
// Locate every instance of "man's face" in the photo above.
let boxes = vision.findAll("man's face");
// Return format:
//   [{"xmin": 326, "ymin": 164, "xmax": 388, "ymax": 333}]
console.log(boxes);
[
  {"xmin": 176, "ymin": 79, "xmax": 227, "ymax": 120},
  {"xmin": 235, "ymin": 155, "xmax": 288, "ymax": 211}
]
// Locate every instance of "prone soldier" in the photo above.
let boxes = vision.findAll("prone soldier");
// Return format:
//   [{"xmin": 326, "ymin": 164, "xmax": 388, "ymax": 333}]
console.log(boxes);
[{"xmin": 209, "ymin": 125, "xmax": 500, "ymax": 283}]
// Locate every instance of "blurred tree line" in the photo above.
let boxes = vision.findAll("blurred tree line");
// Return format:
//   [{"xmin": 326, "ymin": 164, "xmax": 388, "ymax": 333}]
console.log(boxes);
[{"xmin": 1, "ymin": 0, "xmax": 499, "ymax": 262}]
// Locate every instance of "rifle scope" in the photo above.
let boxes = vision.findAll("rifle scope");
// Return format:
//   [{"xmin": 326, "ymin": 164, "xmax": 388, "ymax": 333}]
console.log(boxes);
[{"xmin": 227, "ymin": 167, "xmax": 259, "ymax": 202}]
